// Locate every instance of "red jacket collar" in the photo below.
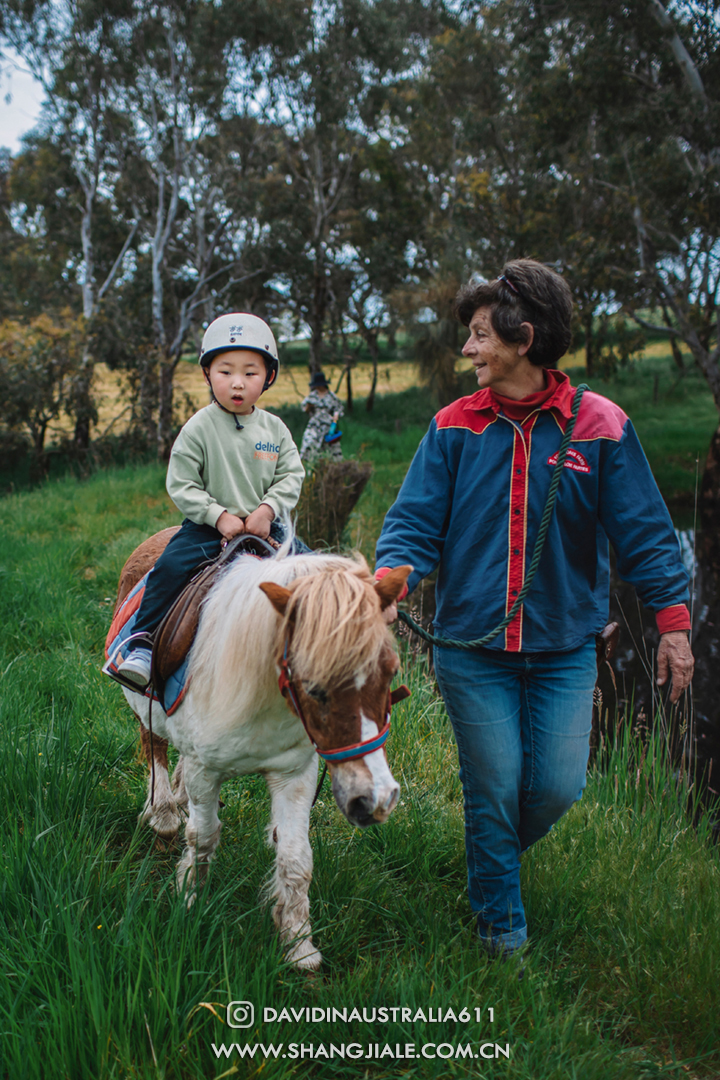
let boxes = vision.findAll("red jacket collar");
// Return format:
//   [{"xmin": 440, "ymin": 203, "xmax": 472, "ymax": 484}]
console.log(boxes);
[{"xmin": 464, "ymin": 369, "xmax": 575, "ymax": 421}]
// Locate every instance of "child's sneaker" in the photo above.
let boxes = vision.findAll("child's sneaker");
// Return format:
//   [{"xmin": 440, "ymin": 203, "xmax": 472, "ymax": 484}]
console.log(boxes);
[{"xmin": 117, "ymin": 647, "xmax": 153, "ymax": 689}]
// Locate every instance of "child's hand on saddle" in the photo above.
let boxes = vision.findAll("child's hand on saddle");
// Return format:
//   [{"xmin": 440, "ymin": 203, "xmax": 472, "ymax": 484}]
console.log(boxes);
[
  {"xmin": 244, "ymin": 503, "xmax": 274, "ymax": 540},
  {"xmin": 216, "ymin": 512, "xmax": 246, "ymax": 540}
]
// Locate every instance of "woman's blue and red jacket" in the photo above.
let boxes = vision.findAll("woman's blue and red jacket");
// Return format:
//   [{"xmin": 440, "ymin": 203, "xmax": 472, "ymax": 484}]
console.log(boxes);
[{"xmin": 375, "ymin": 372, "xmax": 690, "ymax": 653}]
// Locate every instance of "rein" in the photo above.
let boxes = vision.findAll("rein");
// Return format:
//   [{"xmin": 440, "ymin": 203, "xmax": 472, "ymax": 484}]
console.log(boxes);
[
  {"xmin": 397, "ymin": 383, "xmax": 589, "ymax": 651},
  {"xmin": 278, "ymin": 637, "xmax": 409, "ymax": 764}
]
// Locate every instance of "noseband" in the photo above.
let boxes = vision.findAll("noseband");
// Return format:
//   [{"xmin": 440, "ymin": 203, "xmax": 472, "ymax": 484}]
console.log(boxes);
[{"xmin": 278, "ymin": 638, "xmax": 410, "ymax": 763}]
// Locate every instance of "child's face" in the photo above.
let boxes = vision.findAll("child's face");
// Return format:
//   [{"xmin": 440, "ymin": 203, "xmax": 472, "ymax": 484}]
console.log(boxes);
[{"xmin": 206, "ymin": 350, "xmax": 267, "ymax": 415}]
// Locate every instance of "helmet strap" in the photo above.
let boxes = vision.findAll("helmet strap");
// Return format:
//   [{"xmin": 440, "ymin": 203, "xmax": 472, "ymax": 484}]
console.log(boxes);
[{"xmin": 202, "ymin": 368, "xmax": 244, "ymax": 430}]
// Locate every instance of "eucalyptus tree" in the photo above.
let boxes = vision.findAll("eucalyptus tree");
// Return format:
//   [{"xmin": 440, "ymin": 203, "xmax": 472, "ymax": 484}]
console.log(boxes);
[
  {"xmin": 344, "ymin": 137, "xmax": 426, "ymax": 408},
  {"xmin": 242, "ymin": 0, "xmax": 430, "ymax": 375},
  {"xmin": 0, "ymin": 140, "xmax": 79, "ymax": 319},
  {"xmin": 0, "ymin": 0, "xmax": 140, "ymax": 450},
  {"xmin": 116, "ymin": 1, "xmax": 273, "ymax": 459},
  {"xmin": 381, "ymin": 13, "xmax": 527, "ymax": 399},
  {"xmin": 493, "ymin": 0, "xmax": 720, "ymax": 524}
]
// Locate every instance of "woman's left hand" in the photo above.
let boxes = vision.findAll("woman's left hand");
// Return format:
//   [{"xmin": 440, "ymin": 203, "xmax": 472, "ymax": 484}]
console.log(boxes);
[{"xmin": 656, "ymin": 631, "xmax": 694, "ymax": 702}]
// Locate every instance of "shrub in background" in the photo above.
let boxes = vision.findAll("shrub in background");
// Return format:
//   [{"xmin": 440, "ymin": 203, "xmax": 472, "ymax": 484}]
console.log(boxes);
[
  {"xmin": 0, "ymin": 311, "xmax": 85, "ymax": 477},
  {"xmin": 295, "ymin": 457, "xmax": 373, "ymax": 550}
]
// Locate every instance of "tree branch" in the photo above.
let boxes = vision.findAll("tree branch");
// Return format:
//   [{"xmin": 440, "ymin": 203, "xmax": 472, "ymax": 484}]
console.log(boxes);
[
  {"xmin": 97, "ymin": 217, "xmax": 139, "ymax": 300},
  {"xmin": 648, "ymin": 0, "xmax": 708, "ymax": 109}
]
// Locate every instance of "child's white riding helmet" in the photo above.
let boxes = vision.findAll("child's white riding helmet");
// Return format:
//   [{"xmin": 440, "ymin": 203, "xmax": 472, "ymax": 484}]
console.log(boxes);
[{"xmin": 199, "ymin": 313, "xmax": 279, "ymax": 390}]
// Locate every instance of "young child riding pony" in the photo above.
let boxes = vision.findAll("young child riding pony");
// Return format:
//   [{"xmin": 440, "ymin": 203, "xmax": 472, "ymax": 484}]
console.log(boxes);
[{"xmin": 116, "ymin": 313, "xmax": 305, "ymax": 689}]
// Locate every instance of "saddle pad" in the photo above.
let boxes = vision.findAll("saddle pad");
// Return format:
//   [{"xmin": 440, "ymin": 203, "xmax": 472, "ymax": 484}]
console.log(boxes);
[{"xmin": 104, "ymin": 572, "xmax": 189, "ymax": 716}]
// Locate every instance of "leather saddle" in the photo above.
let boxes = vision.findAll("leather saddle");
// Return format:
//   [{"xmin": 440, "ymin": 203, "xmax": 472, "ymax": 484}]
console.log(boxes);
[{"xmin": 150, "ymin": 534, "xmax": 276, "ymax": 697}]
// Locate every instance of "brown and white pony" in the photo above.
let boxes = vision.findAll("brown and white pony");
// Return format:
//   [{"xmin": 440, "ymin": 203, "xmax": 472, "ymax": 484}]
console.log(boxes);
[{"xmin": 113, "ymin": 532, "xmax": 411, "ymax": 969}]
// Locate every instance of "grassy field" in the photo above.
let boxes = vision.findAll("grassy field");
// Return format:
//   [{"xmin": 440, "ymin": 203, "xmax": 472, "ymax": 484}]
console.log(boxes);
[{"xmin": 1, "ymin": 466, "xmax": 719, "ymax": 1079}]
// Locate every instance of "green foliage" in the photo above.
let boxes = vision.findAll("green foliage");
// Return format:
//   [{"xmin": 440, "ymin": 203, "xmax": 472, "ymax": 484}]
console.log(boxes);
[
  {"xmin": 0, "ymin": 311, "xmax": 85, "ymax": 473},
  {"xmin": 2, "ymin": 0, "xmax": 719, "ymax": 465},
  {"xmin": 582, "ymin": 354, "xmax": 717, "ymax": 510},
  {"xmin": 0, "ymin": 466, "xmax": 719, "ymax": 1077}
]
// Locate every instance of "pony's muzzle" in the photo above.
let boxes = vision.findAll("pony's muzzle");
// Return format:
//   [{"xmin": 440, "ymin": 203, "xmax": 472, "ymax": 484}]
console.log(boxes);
[{"xmin": 332, "ymin": 760, "xmax": 400, "ymax": 828}]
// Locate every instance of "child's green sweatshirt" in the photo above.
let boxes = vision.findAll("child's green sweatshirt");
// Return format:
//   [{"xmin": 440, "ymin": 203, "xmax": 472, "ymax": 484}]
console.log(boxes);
[{"xmin": 166, "ymin": 403, "xmax": 304, "ymax": 527}]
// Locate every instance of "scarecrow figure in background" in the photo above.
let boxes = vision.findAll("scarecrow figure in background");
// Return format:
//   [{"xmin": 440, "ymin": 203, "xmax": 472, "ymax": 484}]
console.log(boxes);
[{"xmin": 300, "ymin": 372, "xmax": 344, "ymax": 462}]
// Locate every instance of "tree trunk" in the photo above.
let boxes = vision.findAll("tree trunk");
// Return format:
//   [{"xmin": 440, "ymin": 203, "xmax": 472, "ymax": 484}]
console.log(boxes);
[
  {"xmin": 346, "ymin": 359, "xmax": 353, "ymax": 413},
  {"xmin": 137, "ymin": 352, "xmax": 158, "ymax": 447},
  {"xmin": 309, "ymin": 261, "xmax": 327, "ymax": 375},
  {"xmin": 583, "ymin": 311, "xmax": 595, "ymax": 377},
  {"xmin": 30, "ymin": 420, "xmax": 49, "ymax": 480},
  {"xmin": 669, "ymin": 335, "xmax": 685, "ymax": 372},
  {"xmin": 387, "ymin": 315, "xmax": 398, "ymax": 355},
  {"xmin": 701, "ymin": 423, "xmax": 720, "ymax": 572},
  {"xmin": 699, "ymin": 419, "xmax": 720, "ymax": 516},
  {"xmin": 72, "ymin": 344, "xmax": 97, "ymax": 455},
  {"xmin": 156, "ymin": 357, "xmax": 176, "ymax": 461},
  {"xmin": 365, "ymin": 335, "xmax": 379, "ymax": 411}
]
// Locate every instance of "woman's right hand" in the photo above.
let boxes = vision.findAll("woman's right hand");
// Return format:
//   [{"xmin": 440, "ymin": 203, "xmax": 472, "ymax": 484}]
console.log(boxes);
[{"xmin": 216, "ymin": 511, "xmax": 245, "ymax": 539}]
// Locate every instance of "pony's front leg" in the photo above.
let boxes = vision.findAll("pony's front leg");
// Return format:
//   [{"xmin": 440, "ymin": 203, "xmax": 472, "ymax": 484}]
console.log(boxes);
[
  {"xmin": 265, "ymin": 759, "xmax": 321, "ymax": 971},
  {"xmin": 176, "ymin": 755, "xmax": 223, "ymax": 904},
  {"xmin": 137, "ymin": 719, "xmax": 182, "ymax": 840},
  {"xmin": 171, "ymin": 755, "xmax": 189, "ymax": 812}
]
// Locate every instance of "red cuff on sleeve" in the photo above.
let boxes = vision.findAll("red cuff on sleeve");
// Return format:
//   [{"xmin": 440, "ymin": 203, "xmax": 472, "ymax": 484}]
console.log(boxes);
[
  {"xmin": 374, "ymin": 566, "xmax": 409, "ymax": 602},
  {"xmin": 655, "ymin": 604, "xmax": 691, "ymax": 634}
]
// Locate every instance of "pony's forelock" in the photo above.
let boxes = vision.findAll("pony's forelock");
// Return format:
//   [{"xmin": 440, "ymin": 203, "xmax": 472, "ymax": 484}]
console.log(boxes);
[{"xmin": 279, "ymin": 558, "xmax": 392, "ymax": 690}]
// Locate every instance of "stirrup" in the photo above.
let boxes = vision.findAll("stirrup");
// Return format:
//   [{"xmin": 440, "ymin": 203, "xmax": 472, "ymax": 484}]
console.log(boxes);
[{"xmin": 102, "ymin": 632, "xmax": 155, "ymax": 693}]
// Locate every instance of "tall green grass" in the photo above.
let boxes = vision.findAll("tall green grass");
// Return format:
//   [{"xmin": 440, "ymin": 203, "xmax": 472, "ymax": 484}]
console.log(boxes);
[{"xmin": 1, "ymin": 467, "xmax": 719, "ymax": 1078}]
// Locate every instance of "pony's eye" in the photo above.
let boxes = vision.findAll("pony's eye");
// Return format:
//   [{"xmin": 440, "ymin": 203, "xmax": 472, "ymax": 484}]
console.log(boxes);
[{"xmin": 305, "ymin": 684, "xmax": 328, "ymax": 705}]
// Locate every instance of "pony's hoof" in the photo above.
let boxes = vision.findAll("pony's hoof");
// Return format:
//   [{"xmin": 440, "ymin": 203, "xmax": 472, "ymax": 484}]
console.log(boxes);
[
  {"xmin": 140, "ymin": 799, "xmax": 181, "ymax": 840},
  {"xmin": 176, "ymin": 867, "xmax": 198, "ymax": 907},
  {"xmin": 286, "ymin": 939, "xmax": 322, "ymax": 971}
]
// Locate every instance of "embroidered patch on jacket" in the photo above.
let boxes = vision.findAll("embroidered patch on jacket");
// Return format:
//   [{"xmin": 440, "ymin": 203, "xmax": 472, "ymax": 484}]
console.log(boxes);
[{"xmin": 547, "ymin": 447, "xmax": 590, "ymax": 473}]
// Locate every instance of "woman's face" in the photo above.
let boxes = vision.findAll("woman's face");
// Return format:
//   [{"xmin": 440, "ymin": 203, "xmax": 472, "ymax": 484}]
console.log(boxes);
[{"xmin": 462, "ymin": 307, "xmax": 536, "ymax": 396}]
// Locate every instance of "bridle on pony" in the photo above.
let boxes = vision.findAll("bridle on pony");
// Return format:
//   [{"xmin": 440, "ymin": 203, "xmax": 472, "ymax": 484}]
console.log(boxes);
[{"xmin": 278, "ymin": 637, "xmax": 410, "ymax": 764}]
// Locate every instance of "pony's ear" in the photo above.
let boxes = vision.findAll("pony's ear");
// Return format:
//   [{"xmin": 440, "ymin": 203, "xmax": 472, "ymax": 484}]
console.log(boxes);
[
  {"xmin": 259, "ymin": 581, "xmax": 292, "ymax": 616},
  {"xmin": 374, "ymin": 565, "xmax": 413, "ymax": 610}
]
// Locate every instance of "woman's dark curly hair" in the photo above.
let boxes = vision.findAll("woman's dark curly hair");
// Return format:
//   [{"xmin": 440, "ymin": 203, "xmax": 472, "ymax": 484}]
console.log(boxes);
[{"xmin": 454, "ymin": 258, "xmax": 573, "ymax": 367}]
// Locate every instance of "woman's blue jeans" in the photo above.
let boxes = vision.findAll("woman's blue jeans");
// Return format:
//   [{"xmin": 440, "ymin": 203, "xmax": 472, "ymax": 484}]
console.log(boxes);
[{"xmin": 433, "ymin": 638, "xmax": 597, "ymax": 954}]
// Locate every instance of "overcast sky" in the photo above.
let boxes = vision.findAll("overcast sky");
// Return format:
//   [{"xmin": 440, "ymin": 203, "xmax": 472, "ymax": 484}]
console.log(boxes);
[{"xmin": 1, "ymin": 50, "xmax": 45, "ymax": 153}]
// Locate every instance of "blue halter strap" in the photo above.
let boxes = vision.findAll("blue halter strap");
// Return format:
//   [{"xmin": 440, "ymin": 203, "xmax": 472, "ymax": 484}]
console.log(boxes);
[{"xmin": 277, "ymin": 637, "xmax": 407, "ymax": 763}]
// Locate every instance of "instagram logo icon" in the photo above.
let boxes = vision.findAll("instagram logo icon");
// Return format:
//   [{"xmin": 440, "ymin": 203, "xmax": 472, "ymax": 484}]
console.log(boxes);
[{"xmin": 227, "ymin": 1001, "xmax": 254, "ymax": 1029}]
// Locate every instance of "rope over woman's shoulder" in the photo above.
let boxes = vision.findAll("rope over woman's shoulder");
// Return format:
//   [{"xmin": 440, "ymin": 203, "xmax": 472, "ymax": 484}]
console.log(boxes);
[{"xmin": 397, "ymin": 384, "xmax": 589, "ymax": 651}]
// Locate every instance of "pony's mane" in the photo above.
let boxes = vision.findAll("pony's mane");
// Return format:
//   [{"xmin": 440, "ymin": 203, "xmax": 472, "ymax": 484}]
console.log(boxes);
[
  {"xmin": 188, "ymin": 550, "xmax": 393, "ymax": 718},
  {"xmin": 279, "ymin": 557, "xmax": 391, "ymax": 690}
]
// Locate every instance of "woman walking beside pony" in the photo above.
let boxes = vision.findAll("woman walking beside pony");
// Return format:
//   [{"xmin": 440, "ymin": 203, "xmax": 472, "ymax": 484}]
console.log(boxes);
[{"xmin": 375, "ymin": 259, "xmax": 694, "ymax": 957}]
